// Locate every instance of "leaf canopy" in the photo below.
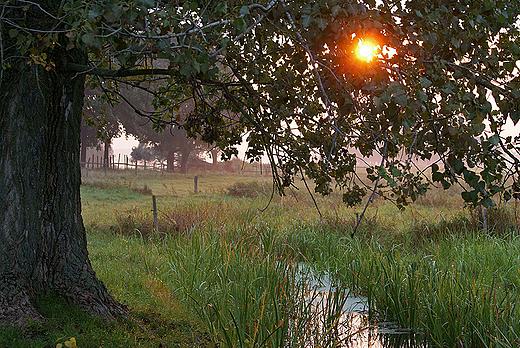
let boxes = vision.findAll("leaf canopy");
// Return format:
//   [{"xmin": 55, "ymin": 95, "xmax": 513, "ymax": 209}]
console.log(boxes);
[{"xmin": 2, "ymin": 0, "xmax": 520, "ymax": 208}]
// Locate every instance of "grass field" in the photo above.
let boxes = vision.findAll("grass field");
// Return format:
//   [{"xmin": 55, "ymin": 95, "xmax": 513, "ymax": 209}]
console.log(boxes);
[{"xmin": 2, "ymin": 169, "xmax": 520, "ymax": 347}]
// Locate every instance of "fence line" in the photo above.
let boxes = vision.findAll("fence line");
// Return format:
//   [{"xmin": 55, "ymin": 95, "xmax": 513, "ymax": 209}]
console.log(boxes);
[
  {"xmin": 81, "ymin": 154, "xmax": 269, "ymax": 176},
  {"xmin": 82, "ymin": 154, "xmax": 172, "ymax": 170}
]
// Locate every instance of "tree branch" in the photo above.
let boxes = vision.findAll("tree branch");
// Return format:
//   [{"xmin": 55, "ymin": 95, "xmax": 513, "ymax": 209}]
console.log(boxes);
[{"xmin": 66, "ymin": 63, "xmax": 173, "ymax": 77}]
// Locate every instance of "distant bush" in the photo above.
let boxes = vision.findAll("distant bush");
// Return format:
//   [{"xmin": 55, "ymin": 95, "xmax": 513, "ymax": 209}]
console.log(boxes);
[{"xmin": 227, "ymin": 181, "xmax": 270, "ymax": 198}]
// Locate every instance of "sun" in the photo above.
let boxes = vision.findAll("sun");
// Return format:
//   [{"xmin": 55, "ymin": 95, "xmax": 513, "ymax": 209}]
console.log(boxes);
[{"xmin": 355, "ymin": 39, "xmax": 378, "ymax": 63}]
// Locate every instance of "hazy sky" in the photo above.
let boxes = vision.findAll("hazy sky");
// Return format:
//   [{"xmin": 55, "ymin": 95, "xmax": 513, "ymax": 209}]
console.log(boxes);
[
  {"xmin": 110, "ymin": 119, "xmax": 520, "ymax": 161},
  {"xmin": 111, "ymin": 134, "xmax": 139, "ymax": 157}
]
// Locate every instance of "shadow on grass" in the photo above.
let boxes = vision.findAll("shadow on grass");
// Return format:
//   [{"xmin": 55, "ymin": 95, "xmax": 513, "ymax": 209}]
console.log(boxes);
[{"xmin": 0, "ymin": 293, "xmax": 213, "ymax": 348}]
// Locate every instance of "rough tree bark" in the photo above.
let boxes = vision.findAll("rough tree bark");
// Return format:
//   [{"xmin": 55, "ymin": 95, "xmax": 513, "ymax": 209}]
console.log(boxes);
[{"xmin": 0, "ymin": 44, "xmax": 125, "ymax": 328}]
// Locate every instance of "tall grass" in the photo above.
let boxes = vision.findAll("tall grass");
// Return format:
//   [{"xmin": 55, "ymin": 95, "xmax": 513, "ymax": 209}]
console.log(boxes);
[
  {"xmin": 160, "ymin": 225, "xmax": 364, "ymax": 347},
  {"xmin": 326, "ymin": 234, "xmax": 520, "ymax": 347},
  {"xmin": 77, "ymin": 175, "xmax": 520, "ymax": 347}
]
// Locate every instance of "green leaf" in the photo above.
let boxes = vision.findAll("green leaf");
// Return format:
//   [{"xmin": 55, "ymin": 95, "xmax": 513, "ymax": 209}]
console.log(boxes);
[
  {"xmin": 432, "ymin": 171, "xmax": 443, "ymax": 182},
  {"xmin": 511, "ymin": 110, "xmax": 520, "ymax": 125},
  {"xmin": 88, "ymin": 9, "xmax": 101, "ymax": 19},
  {"xmin": 233, "ymin": 17, "xmax": 246, "ymax": 31},
  {"xmin": 302, "ymin": 15, "xmax": 313, "ymax": 28},
  {"xmin": 481, "ymin": 197, "xmax": 494, "ymax": 208},
  {"xmin": 452, "ymin": 159, "xmax": 464, "ymax": 174},
  {"xmin": 394, "ymin": 94, "xmax": 408, "ymax": 107},
  {"xmin": 461, "ymin": 190, "xmax": 477, "ymax": 203},
  {"xmin": 8, "ymin": 29, "xmax": 19, "ymax": 38},
  {"xmin": 473, "ymin": 123, "xmax": 486, "ymax": 133},
  {"xmin": 215, "ymin": 2, "xmax": 227, "ymax": 14},
  {"xmin": 179, "ymin": 64, "xmax": 192, "ymax": 77},
  {"xmin": 81, "ymin": 33, "xmax": 95, "ymax": 46},
  {"xmin": 420, "ymin": 77, "xmax": 432, "ymax": 88},
  {"xmin": 137, "ymin": 0, "xmax": 155, "ymax": 7},
  {"xmin": 488, "ymin": 134, "xmax": 499, "ymax": 146},
  {"xmin": 239, "ymin": 6, "xmax": 250, "ymax": 15},
  {"xmin": 441, "ymin": 180, "xmax": 451, "ymax": 189}
]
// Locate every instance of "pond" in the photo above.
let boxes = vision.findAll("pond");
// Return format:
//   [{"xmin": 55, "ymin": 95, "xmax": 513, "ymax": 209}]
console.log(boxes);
[{"xmin": 300, "ymin": 267, "xmax": 428, "ymax": 348}]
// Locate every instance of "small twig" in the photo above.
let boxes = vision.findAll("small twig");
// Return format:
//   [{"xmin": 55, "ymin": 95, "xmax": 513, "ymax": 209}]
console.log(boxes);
[
  {"xmin": 351, "ymin": 141, "xmax": 387, "ymax": 238},
  {"xmin": 299, "ymin": 167, "xmax": 322, "ymax": 217}
]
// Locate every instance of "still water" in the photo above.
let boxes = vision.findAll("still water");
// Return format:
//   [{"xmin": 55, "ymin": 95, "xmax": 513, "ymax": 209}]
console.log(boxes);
[{"xmin": 301, "ymin": 268, "xmax": 427, "ymax": 348}]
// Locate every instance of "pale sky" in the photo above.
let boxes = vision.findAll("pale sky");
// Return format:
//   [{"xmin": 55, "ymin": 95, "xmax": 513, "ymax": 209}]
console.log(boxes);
[{"xmin": 111, "ymin": 134, "xmax": 139, "ymax": 158}]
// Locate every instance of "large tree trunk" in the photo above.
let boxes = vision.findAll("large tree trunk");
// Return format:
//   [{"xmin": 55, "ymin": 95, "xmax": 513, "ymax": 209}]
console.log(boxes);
[{"xmin": 0, "ymin": 47, "xmax": 125, "ymax": 328}]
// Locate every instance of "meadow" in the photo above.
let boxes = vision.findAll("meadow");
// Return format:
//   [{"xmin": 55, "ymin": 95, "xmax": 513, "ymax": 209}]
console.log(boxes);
[{"xmin": 2, "ymin": 169, "xmax": 519, "ymax": 348}]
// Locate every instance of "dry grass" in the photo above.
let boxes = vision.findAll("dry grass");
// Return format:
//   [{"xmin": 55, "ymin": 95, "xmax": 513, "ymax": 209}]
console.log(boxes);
[{"xmin": 83, "ymin": 177, "xmax": 153, "ymax": 195}]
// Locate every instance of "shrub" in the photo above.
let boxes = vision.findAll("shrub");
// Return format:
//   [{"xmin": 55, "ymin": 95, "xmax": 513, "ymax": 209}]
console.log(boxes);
[{"xmin": 227, "ymin": 181, "xmax": 270, "ymax": 198}]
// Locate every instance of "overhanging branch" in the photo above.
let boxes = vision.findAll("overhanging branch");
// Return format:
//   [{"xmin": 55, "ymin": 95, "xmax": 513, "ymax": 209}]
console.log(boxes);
[{"xmin": 66, "ymin": 63, "xmax": 172, "ymax": 78}]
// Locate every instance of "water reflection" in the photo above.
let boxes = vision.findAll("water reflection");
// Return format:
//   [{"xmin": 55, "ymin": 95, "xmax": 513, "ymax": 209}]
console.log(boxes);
[{"xmin": 301, "ymin": 268, "xmax": 427, "ymax": 348}]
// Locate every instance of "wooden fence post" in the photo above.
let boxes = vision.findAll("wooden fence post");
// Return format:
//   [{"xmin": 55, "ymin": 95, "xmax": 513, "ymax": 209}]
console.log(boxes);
[
  {"xmin": 482, "ymin": 207, "xmax": 488, "ymax": 234},
  {"xmin": 152, "ymin": 195, "xmax": 158, "ymax": 234}
]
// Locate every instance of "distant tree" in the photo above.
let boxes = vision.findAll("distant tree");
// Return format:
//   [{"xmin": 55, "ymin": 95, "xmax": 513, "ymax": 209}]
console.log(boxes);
[
  {"xmin": 130, "ymin": 142, "xmax": 156, "ymax": 163},
  {"xmin": 83, "ymin": 88, "xmax": 121, "ymax": 167},
  {"xmin": 108, "ymin": 84, "xmax": 210, "ymax": 173}
]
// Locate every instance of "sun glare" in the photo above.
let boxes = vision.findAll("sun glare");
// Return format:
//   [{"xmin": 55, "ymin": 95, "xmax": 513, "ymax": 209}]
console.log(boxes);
[{"xmin": 355, "ymin": 40, "xmax": 378, "ymax": 63}]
